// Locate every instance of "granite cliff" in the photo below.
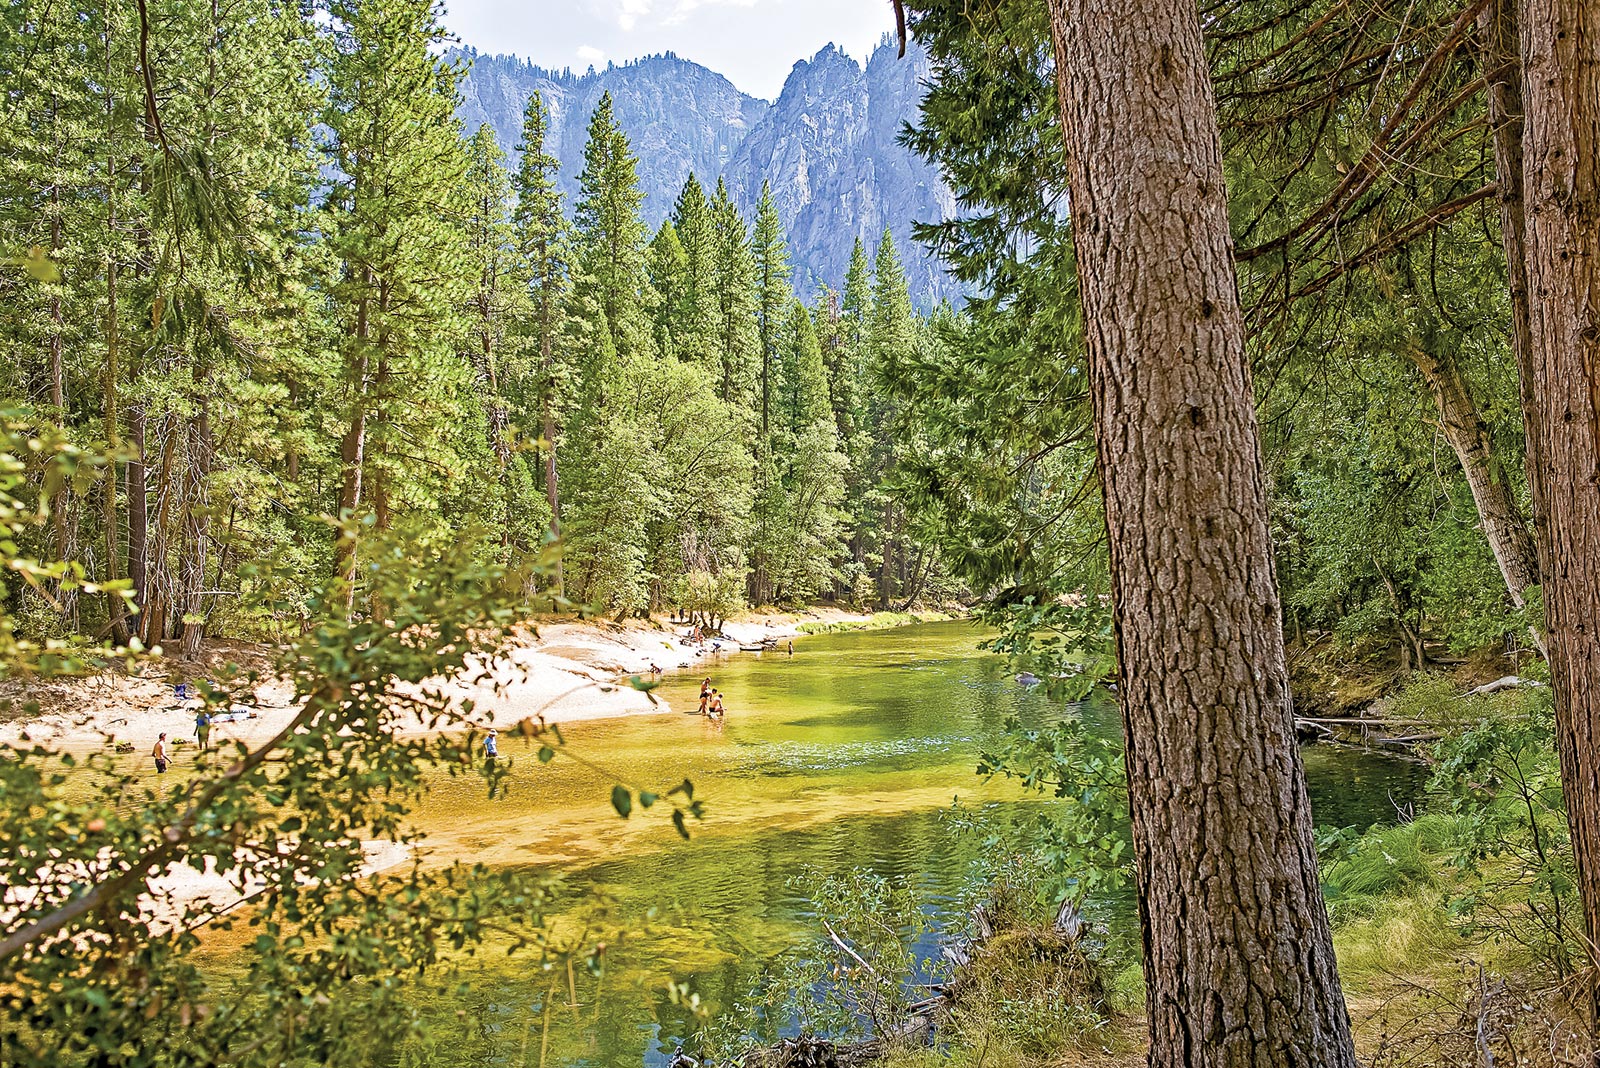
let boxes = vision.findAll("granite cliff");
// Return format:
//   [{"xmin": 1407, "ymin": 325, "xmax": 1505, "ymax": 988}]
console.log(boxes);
[{"xmin": 453, "ymin": 39, "xmax": 959, "ymax": 305}]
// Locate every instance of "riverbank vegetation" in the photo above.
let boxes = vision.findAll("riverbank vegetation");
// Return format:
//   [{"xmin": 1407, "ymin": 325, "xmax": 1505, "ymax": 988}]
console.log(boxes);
[{"xmin": 5, "ymin": 0, "xmax": 1600, "ymax": 1065}]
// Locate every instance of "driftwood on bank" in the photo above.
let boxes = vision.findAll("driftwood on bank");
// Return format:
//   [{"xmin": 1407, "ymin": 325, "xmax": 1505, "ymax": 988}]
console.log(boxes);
[{"xmin": 1294, "ymin": 676, "xmax": 1544, "ymax": 752}]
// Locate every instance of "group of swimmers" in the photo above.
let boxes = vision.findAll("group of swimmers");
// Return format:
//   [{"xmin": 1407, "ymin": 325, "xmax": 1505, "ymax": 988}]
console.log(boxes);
[{"xmin": 697, "ymin": 678, "xmax": 726, "ymax": 718}]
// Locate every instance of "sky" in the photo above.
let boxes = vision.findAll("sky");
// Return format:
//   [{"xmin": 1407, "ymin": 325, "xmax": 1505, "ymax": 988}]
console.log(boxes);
[{"xmin": 439, "ymin": 0, "xmax": 897, "ymax": 100}]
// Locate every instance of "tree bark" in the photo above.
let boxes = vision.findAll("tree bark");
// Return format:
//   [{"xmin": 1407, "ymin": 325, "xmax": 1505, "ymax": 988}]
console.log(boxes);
[
  {"xmin": 140, "ymin": 415, "xmax": 179, "ymax": 645},
  {"xmin": 333, "ymin": 267, "xmax": 372, "ymax": 600},
  {"xmin": 1516, "ymin": 0, "xmax": 1600, "ymax": 1029},
  {"xmin": 1045, "ymin": 0, "xmax": 1358, "ymax": 1064},
  {"xmin": 126, "ymin": 402, "xmax": 148, "ymax": 626},
  {"xmin": 102, "ymin": 39, "xmax": 128, "ymax": 644},
  {"xmin": 178, "ymin": 406, "xmax": 210, "ymax": 658},
  {"xmin": 47, "ymin": 100, "xmax": 79, "ymax": 627},
  {"xmin": 1404, "ymin": 338, "xmax": 1542, "ymax": 610},
  {"xmin": 540, "ymin": 286, "xmax": 563, "ymax": 592},
  {"xmin": 1479, "ymin": 0, "xmax": 1550, "ymax": 558}
]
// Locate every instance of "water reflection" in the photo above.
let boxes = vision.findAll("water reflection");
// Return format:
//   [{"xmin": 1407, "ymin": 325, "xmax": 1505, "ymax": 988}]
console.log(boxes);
[{"xmin": 384, "ymin": 622, "xmax": 1426, "ymax": 1068}]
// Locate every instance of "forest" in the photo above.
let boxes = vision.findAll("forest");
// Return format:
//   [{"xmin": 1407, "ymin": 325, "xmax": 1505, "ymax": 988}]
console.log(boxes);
[
  {"xmin": 2, "ymin": 0, "xmax": 1599, "ymax": 1066},
  {"xmin": 0, "ymin": 0, "xmax": 942, "ymax": 653}
]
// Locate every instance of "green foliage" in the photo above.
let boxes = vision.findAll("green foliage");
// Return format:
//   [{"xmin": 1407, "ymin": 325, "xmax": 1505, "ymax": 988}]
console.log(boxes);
[
  {"xmin": 978, "ymin": 596, "xmax": 1114, "ymax": 701},
  {"xmin": 1, "ymin": 513, "xmax": 558, "ymax": 1066},
  {"xmin": 696, "ymin": 867, "xmax": 938, "ymax": 1061},
  {"xmin": 1425, "ymin": 688, "xmax": 1579, "ymax": 972},
  {"xmin": 971, "ymin": 719, "xmax": 1132, "ymax": 910},
  {"xmin": 0, "ymin": 412, "xmax": 136, "ymax": 676}
]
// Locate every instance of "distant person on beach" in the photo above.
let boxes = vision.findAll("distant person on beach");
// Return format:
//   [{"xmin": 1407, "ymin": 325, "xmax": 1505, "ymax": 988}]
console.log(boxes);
[
  {"xmin": 152, "ymin": 733, "xmax": 170, "ymax": 774},
  {"xmin": 649, "ymin": 662, "xmax": 662, "ymax": 676},
  {"xmin": 484, "ymin": 728, "xmax": 498, "ymax": 763},
  {"xmin": 194, "ymin": 709, "xmax": 212, "ymax": 752}
]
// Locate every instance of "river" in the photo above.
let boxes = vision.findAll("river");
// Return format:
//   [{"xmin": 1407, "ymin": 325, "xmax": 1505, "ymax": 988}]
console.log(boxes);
[{"xmin": 310, "ymin": 620, "xmax": 1425, "ymax": 1068}]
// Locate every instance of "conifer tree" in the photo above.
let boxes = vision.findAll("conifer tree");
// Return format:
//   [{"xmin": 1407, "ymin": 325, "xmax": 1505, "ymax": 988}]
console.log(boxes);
[
  {"xmin": 708, "ymin": 177, "xmax": 759, "ymax": 410},
  {"xmin": 752, "ymin": 181, "xmax": 792, "ymax": 441},
  {"xmin": 831, "ymin": 236, "xmax": 876, "ymax": 598},
  {"xmin": 670, "ymin": 173, "xmax": 717, "ymax": 364},
  {"xmin": 512, "ymin": 89, "xmax": 570, "ymax": 584},
  {"xmin": 867, "ymin": 229, "xmax": 917, "ymax": 607},
  {"xmin": 647, "ymin": 219, "xmax": 689, "ymax": 361},
  {"xmin": 561, "ymin": 93, "xmax": 660, "ymax": 613},
  {"xmin": 572, "ymin": 91, "xmax": 652, "ymax": 359},
  {"xmin": 463, "ymin": 123, "xmax": 541, "ymax": 551},
  {"xmin": 323, "ymin": 0, "xmax": 475, "ymax": 593}
]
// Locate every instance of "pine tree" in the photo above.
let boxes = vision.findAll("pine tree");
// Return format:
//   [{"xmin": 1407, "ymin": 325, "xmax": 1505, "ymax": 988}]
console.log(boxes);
[
  {"xmin": 561, "ymin": 93, "xmax": 660, "ymax": 612},
  {"xmin": 512, "ymin": 89, "xmax": 569, "ymax": 585},
  {"xmin": 572, "ymin": 91, "xmax": 651, "ymax": 358},
  {"xmin": 707, "ymin": 177, "xmax": 759, "ymax": 410},
  {"xmin": 324, "ymin": 0, "xmax": 475, "ymax": 594},
  {"xmin": 830, "ymin": 236, "xmax": 876, "ymax": 599},
  {"xmin": 670, "ymin": 173, "xmax": 717, "ymax": 366},
  {"xmin": 866, "ymin": 228, "xmax": 917, "ymax": 608},
  {"xmin": 647, "ymin": 219, "xmax": 689, "ymax": 361},
  {"xmin": 752, "ymin": 181, "xmax": 792, "ymax": 441},
  {"xmin": 463, "ymin": 123, "xmax": 542, "ymax": 552}
]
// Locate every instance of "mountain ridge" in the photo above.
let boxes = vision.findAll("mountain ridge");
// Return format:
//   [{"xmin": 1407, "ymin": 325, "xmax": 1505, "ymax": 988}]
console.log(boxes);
[{"xmin": 451, "ymin": 39, "xmax": 960, "ymax": 305}]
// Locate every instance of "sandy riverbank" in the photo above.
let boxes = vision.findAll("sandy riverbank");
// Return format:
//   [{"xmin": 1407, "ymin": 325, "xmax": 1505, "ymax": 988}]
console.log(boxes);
[
  {"xmin": 0, "ymin": 607, "xmax": 879, "ymax": 754},
  {"xmin": 1, "ymin": 607, "xmax": 891, "ymax": 931}
]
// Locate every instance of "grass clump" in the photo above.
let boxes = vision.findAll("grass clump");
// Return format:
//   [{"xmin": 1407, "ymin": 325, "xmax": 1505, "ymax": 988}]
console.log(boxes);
[{"xmin": 943, "ymin": 928, "xmax": 1113, "ymax": 1059}]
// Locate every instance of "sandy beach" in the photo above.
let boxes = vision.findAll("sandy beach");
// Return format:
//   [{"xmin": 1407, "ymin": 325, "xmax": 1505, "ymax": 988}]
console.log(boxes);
[
  {"xmin": 0, "ymin": 608, "xmax": 874, "ymax": 754},
  {"xmin": 0, "ymin": 608, "xmax": 881, "ymax": 931}
]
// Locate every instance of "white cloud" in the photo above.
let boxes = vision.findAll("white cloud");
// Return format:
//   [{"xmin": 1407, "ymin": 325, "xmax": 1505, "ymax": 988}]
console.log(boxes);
[
  {"xmin": 616, "ymin": 0, "xmax": 653, "ymax": 31},
  {"xmin": 444, "ymin": 0, "xmax": 894, "ymax": 99},
  {"xmin": 665, "ymin": 0, "xmax": 758, "ymax": 23}
]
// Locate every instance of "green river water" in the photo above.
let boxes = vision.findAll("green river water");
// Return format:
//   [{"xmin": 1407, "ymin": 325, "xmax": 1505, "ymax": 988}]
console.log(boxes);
[{"xmin": 224, "ymin": 621, "xmax": 1426, "ymax": 1067}]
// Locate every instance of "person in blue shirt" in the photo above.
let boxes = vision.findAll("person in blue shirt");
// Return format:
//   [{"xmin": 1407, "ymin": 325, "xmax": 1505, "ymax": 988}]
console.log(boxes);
[
  {"xmin": 194, "ymin": 709, "xmax": 212, "ymax": 752},
  {"xmin": 484, "ymin": 728, "xmax": 498, "ymax": 763}
]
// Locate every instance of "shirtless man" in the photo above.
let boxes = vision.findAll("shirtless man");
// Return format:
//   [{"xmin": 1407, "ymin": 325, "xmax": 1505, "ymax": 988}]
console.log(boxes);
[{"xmin": 152, "ymin": 733, "xmax": 170, "ymax": 774}]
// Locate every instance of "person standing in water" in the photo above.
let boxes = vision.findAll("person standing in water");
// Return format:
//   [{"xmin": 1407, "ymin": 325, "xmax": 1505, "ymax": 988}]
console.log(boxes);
[
  {"xmin": 484, "ymin": 728, "xmax": 498, "ymax": 764},
  {"xmin": 194, "ymin": 709, "xmax": 212, "ymax": 752},
  {"xmin": 152, "ymin": 733, "xmax": 170, "ymax": 774},
  {"xmin": 698, "ymin": 678, "xmax": 712, "ymax": 715}
]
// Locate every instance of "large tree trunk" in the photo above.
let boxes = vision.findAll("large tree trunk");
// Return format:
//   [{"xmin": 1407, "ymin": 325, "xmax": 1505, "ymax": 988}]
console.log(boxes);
[
  {"xmin": 1045, "ymin": 0, "xmax": 1358, "ymax": 1063},
  {"xmin": 140, "ymin": 415, "xmax": 179, "ymax": 645},
  {"xmin": 178, "ymin": 406, "xmax": 210, "ymax": 658},
  {"xmin": 1404, "ymin": 338, "xmax": 1541, "ymax": 609},
  {"xmin": 102, "ymin": 61, "xmax": 128, "ymax": 645},
  {"xmin": 126, "ymin": 402, "xmax": 148, "ymax": 626},
  {"xmin": 333, "ymin": 269, "xmax": 372, "ymax": 600},
  {"xmin": 47, "ymin": 119, "xmax": 79, "ymax": 627},
  {"xmin": 540, "ymin": 289, "xmax": 563, "ymax": 593},
  {"xmin": 1479, "ymin": 0, "xmax": 1549, "ymax": 556},
  {"xmin": 1476, "ymin": 0, "xmax": 1550, "ymax": 664},
  {"xmin": 1516, "ymin": 0, "xmax": 1600, "ymax": 1029}
]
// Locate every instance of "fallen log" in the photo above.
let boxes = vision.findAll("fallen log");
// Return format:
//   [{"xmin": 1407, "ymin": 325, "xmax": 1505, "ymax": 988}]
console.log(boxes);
[
  {"xmin": 1371, "ymin": 733, "xmax": 1443, "ymax": 748},
  {"xmin": 1466, "ymin": 675, "xmax": 1545, "ymax": 697},
  {"xmin": 1294, "ymin": 716, "xmax": 1433, "ymax": 727}
]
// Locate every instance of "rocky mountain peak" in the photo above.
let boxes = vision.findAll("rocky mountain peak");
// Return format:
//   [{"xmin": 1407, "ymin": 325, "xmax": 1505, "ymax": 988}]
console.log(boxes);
[{"xmin": 452, "ymin": 39, "xmax": 960, "ymax": 306}]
